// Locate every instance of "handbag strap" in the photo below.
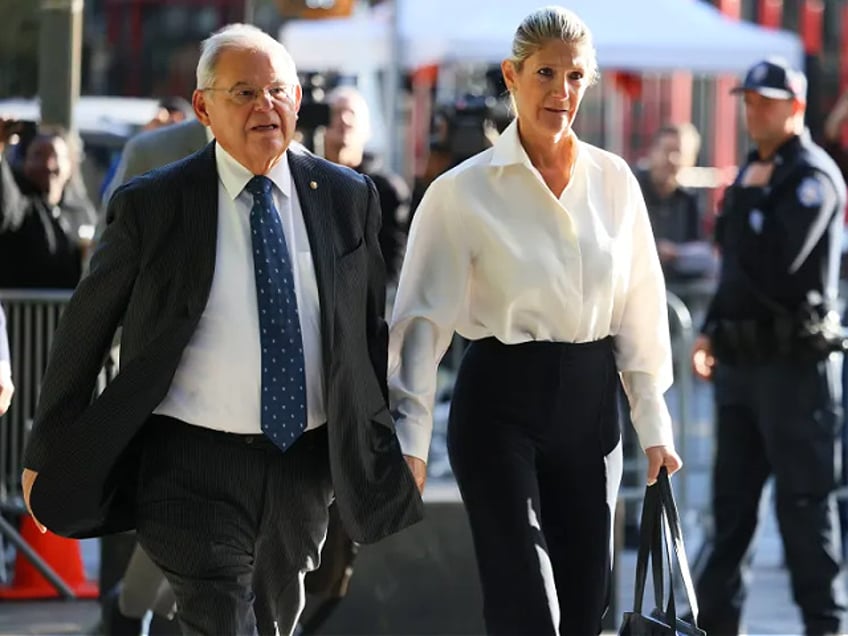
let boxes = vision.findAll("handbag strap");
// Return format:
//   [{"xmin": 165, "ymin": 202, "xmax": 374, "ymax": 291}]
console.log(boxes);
[
  {"xmin": 658, "ymin": 501, "xmax": 679, "ymax": 626},
  {"xmin": 632, "ymin": 475, "xmax": 665, "ymax": 613},
  {"xmin": 657, "ymin": 468, "xmax": 701, "ymax": 623},
  {"xmin": 631, "ymin": 468, "xmax": 702, "ymax": 629}
]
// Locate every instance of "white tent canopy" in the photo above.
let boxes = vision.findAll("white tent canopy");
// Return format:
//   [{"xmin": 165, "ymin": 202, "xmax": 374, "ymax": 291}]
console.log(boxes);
[{"xmin": 280, "ymin": 0, "xmax": 802, "ymax": 74}]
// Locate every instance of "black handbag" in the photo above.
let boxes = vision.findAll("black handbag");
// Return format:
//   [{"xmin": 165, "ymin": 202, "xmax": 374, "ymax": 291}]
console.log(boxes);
[{"xmin": 619, "ymin": 468, "xmax": 706, "ymax": 636}]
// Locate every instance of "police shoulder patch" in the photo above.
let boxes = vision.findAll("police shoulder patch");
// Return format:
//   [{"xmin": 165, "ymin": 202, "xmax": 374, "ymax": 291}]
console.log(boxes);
[
  {"xmin": 796, "ymin": 176, "xmax": 823, "ymax": 207},
  {"xmin": 749, "ymin": 209, "xmax": 764, "ymax": 234}
]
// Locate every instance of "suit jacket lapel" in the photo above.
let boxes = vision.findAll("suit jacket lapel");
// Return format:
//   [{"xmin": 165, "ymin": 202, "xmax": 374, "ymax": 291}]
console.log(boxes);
[
  {"xmin": 288, "ymin": 148, "xmax": 336, "ymax": 369},
  {"xmin": 180, "ymin": 142, "xmax": 219, "ymax": 317}
]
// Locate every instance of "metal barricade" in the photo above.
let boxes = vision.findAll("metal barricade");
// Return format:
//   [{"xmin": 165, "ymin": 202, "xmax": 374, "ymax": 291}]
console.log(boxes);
[
  {"xmin": 0, "ymin": 290, "xmax": 72, "ymax": 505},
  {"xmin": 0, "ymin": 289, "xmax": 114, "ymax": 598},
  {"xmin": 666, "ymin": 290, "xmax": 695, "ymax": 512},
  {"xmin": 665, "ymin": 280, "xmax": 718, "ymax": 544}
]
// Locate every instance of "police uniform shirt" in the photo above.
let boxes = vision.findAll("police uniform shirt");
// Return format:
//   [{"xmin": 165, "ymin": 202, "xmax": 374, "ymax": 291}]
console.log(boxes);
[
  {"xmin": 389, "ymin": 119, "xmax": 675, "ymax": 462},
  {"xmin": 706, "ymin": 131, "xmax": 845, "ymax": 325}
]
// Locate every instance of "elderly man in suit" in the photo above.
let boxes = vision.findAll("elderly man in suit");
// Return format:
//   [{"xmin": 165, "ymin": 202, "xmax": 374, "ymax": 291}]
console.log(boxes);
[{"xmin": 21, "ymin": 23, "xmax": 423, "ymax": 635}]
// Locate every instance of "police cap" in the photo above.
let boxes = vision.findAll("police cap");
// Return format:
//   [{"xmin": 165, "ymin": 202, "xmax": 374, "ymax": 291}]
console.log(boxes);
[{"xmin": 730, "ymin": 58, "xmax": 807, "ymax": 102}]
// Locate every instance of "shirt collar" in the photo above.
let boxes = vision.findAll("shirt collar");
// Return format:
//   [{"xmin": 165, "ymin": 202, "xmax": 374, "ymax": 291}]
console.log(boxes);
[
  {"xmin": 490, "ymin": 119, "xmax": 533, "ymax": 168},
  {"xmin": 489, "ymin": 118, "xmax": 582, "ymax": 172},
  {"xmin": 215, "ymin": 142, "xmax": 292, "ymax": 202},
  {"xmin": 746, "ymin": 128, "xmax": 810, "ymax": 165}
]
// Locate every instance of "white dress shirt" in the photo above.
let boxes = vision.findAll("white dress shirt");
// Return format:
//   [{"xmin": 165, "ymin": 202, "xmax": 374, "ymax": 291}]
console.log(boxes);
[
  {"xmin": 389, "ymin": 120, "xmax": 674, "ymax": 462},
  {"xmin": 155, "ymin": 144, "xmax": 326, "ymax": 433}
]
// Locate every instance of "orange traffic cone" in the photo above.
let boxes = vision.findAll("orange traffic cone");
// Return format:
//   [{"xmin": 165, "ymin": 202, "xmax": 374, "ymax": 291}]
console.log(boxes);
[{"xmin": 0, "ymin": 515, "xmax": 99, "ymax": 599}]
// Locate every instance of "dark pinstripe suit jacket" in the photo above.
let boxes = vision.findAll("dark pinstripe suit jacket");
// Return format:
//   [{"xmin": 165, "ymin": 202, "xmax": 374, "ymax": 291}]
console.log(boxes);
[{"xmin": 24, "ymin": 142, "xmax": 424, "ymax": 542}]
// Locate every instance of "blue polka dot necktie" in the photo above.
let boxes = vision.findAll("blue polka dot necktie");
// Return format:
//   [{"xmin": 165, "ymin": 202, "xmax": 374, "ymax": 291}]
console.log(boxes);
[{"xmin": 245, "ymin": 175, "xmax": 306, "ymax": 452}]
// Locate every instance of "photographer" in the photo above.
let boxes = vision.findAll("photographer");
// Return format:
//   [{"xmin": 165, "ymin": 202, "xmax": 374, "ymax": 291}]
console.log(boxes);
[
  {"xmin": 0, "ymin": 118, "xmax": 96, "ymax": 289},
  {"xmin": 410, "ymin": 95, "xmax": 501, "ymax": 221}
]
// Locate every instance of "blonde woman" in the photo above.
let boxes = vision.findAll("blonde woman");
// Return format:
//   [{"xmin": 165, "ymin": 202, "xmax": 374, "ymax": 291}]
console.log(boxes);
[{"xmin": 390, "ymin": 7, "xmax": 681, "ymax": 634}]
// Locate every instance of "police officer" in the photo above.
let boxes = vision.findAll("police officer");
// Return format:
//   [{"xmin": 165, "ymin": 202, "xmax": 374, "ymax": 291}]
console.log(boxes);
[{"xmin": 692, "ymin": 58, "xmax": 847, "ymax": 636}]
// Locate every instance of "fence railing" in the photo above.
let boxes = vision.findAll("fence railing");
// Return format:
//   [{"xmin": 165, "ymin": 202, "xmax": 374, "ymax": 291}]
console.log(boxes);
[
  {"xmin": 0, "ymin": 290, "xmax": 72, "ymax": 505},
  {"xmin": 0, "ymin": 289, "xmax": 115, "ymax": 598}
]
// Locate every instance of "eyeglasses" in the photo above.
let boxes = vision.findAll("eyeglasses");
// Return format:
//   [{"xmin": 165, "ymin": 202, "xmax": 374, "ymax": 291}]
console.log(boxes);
[{"xmin": 202, "ymin": 84, "xmax": 297, "ymax": 106}]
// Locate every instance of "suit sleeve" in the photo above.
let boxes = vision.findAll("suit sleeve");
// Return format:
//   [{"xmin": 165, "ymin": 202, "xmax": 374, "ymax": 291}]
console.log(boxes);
[
  {"xmin": 24, "ymin": 188, "xmax": 141, "ymax": 471},
  {"xmin": 363, "ymin": 175, "xmax": 389, "ymax": 402}
]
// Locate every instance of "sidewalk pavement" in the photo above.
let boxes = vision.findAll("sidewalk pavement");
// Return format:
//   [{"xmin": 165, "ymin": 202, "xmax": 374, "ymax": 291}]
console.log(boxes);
[{"xmin": 0, "ymin": 503, "xmax": 830, "ymax": 636}]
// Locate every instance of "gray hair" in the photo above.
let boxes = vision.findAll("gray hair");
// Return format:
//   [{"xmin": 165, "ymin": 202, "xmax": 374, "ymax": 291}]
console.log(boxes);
[
  {"xmin": 325, "ymin": 85, "xmax": 373, "ymax": 146},
  {"xmin": 196, "ymin": 23, "xmax": 297, "ymax": 89},
  {"xmin": 326, "ymin": 85, "xmax": 369, "ymax": 113},
  {"xmin": 510, "ymin": 6, "xmax": 599, "ymax": 84}
]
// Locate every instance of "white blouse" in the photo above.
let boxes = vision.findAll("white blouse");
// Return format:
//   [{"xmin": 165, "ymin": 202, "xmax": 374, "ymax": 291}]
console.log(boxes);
[{"xmin": 388, "ymin": 120, "xmax": 675, "ymax": 462}]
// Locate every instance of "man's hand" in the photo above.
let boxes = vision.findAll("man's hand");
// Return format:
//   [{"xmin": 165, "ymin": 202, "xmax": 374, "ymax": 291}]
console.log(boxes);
[
  {"xmin": 740, "ymin": 161, "xmax": 774, "ymax": 187},
  {"xmin": 403, "ymin": 455, "xmax": 427, "ymax": 494},
  {"xmin": 656, "ymin": 239, "xmax": 679, "ymax": 263},
  {"xmin": 0, "ymin": 117, "xmax": 24, "ymax": 155},
  {"xmin": 21, "ymin": 469, "xmax": 46, "ymax": 533},
  {"xmin": 692, "ymin": 334, "xmax": 715, "ymax": 381},
  {"xmin": 644, "ymin": 445, "xmax": 682, "ymax": 486}
]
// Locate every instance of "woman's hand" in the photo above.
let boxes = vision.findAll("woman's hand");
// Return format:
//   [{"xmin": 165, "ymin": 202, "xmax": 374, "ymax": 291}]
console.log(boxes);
[{"xmin": 644, "ymin": 445, "xmax": 682, "ymax": 485}]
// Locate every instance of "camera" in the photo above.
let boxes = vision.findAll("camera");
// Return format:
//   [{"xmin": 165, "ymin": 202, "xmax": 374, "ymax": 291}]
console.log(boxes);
[
  {"xmin": 431, "ymin": 94, "xmax": 510, "ymax": 164},
  {"xmin": 2, "ymin": 119, "xmax": 38, "ymax": 163}
]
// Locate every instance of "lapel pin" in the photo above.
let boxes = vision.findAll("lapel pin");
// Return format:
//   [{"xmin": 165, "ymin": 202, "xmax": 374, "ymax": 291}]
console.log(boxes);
[{"xmin": 309, "ymin": 180, "xmax": 318, "ymax": 190}]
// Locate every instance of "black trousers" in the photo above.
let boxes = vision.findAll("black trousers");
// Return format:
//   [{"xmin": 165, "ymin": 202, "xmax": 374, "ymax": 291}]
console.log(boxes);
[
  {"xmin": 696, "ymin": 359, "xmax": 846, "ymax": 636},
  {"xmin": 448, "ymin": 337, "xmax": 622, "ymax": 636},
  {"xmin": 135, "ymin": 415, "xmax": 333, "ymax": 636}
]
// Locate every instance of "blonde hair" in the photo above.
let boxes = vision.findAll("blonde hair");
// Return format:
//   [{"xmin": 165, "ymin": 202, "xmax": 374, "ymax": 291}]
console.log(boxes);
[
  {"xmin": 196, "ymin": 23, "xmax": 297, "ymax": 89},
  {"xmin": 510, "ymin": 6, "xmax": 599, "ymax": 84}
]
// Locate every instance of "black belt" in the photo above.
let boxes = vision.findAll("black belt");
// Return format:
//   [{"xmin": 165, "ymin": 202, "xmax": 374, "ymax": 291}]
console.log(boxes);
[{"xmin": 146, "ymin": 413, "xmax": 326, "ymax": 452}]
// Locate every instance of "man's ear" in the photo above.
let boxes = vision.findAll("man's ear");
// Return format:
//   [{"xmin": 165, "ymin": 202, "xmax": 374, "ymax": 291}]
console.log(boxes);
[
  {"xmin": 293, "ymin": 83, "xmax": 303, "ymax": 114},
  {"xmin": 192, "ymin": 90, "xmax": 212, "ymax": 126}
]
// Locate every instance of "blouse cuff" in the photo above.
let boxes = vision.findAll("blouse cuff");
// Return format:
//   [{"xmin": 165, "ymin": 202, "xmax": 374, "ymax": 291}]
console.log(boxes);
[
  {"xmin": 620, "ymin": 370, "xmax": 676, "ymax": 450},
  {"xmin": 394, "ymin": 416, "xmax": 432, "ymax": 463}
]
